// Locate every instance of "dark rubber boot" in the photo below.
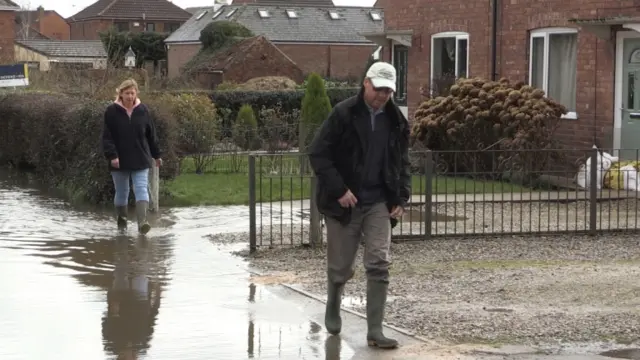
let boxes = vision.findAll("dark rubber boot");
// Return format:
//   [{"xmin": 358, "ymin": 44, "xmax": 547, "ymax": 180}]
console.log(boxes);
[
  {"xmin": 116, "ymin": 206, "xmax": 128, "ymax": 229},
  {"xmin": 325, "ymin": 281, "xmax": 344, "ymax": 335},
  {"xmin": 136, "ymin": 201, "xmax": 151, "ymax": 234},
  {"xmin": 366, "ymin": 280, "xmax": 398, "ymax": 349}
]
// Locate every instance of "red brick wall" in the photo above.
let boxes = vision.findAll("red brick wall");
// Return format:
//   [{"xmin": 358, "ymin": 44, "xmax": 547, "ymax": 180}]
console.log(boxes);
[
  {"xmin": 222, "ymin": 40, "xmax": 305, "ymax": 84},
  {"xmin": 69, "ymin": 19, "xmax": 112, "ymax": 40},
  {"xmin": 167, "ymin": 43, "xmax": 201, "ymax": 78},
  {"xmin": 40, "ymin": 12, "xmax": 70, "ymax": 40},
  {"xmin": 381, "ymin": 0, "xmax": 630, "ymax": 148},
  {"xmin": 0, "ymin": 10, "xmax": 15, "ymax": 63},
  {"xmin": 168, "ymin": 42, "xmax": 376, "ymax": 82},
  {"xmin": 276, "ymin": 43, "xmax": 375, "ymax": 81}
]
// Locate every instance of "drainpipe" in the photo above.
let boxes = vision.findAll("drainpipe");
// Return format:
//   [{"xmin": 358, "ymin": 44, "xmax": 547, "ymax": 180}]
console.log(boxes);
[{"xmin": 490, "ymin": 0, "xmax": 498, "ymax": 80}]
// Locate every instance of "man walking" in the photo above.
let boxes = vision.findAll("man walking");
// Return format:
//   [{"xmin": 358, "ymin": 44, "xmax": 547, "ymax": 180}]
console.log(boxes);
[{"xmin": 308, "ymin": 61, "xmax": 411, "ymax": 349}]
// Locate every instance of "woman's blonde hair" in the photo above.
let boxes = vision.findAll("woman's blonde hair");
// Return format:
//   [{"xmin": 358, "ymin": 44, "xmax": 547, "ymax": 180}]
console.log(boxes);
[{"xmin": 115, "ymin": 78, "xmax": 139, "ymax": 101}]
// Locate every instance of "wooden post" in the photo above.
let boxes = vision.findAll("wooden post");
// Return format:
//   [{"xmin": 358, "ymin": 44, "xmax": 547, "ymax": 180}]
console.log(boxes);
[{"xmin": 149, "ymin": 163, "xmax": 160, "ymax": 212}]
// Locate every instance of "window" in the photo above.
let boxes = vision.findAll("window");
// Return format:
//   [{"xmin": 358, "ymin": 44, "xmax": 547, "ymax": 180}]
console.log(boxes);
[
  {"xmin": 258, "ymin": 9, "xmax": 269, "ymax": 18},
  {"xmin": 146, "ymin": 22, "xmax": 155, "ymax": 32},
  {"xmin": 329, "ymin": 11, "xmax": 340, "ymax": 20},
  {"xmin": 370, "ymin": 11, "xmax": 381, "ymax": 21},
  {"xmin": 393, "ymin": 44, "xmax": 409, "ymax": 105},
  {"xmin": 196, "ymin": 10, "xmax": 207, "ymax": 20},
  {"xmin": 529, "ymin": 27, "xmax": 578, "ymax": 118},
  {"xmin": 114, "ymin": 21, "xmax": 129, "ymax": 32},
  {"xmin": 431, "ymin": 32, "xmax": 468, "ymax": 89},
  {"xmin": 286, "ymin": 9, "xmax": 297, "ymax": 18},
  {"xmin": 212, "ymin": 9, "xmax": 223, "ymax": 18},
  {"xmin": 226, "ymin": 8, "xmax": 237, "ymax": 18}
]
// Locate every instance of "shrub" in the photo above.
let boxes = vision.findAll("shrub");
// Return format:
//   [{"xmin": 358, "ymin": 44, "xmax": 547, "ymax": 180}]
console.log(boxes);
[
  {"xmin": 411, "ymin": 77, "xmax": 565, "ymax": 181},
  {"xmin": 233, "ymin": 104, "xmax": 259, "ymax": 151},
  {"xmin": 156, "ymin": 93, "xmax": 218, "ymax": 174},
  {"xmin": 258, "ymin": 103, "xmax": 300, "ymax": 153},
  {"xmin": 0, "ymin": 91, "xmax": 179, "ymax": 204},
  {"xmin": 299, "ymin": 73, "xmax": 332, "ymax": 151},
  {"xmin": 208, "ymin": 87, "xmax": 357, "ymax": 131}
]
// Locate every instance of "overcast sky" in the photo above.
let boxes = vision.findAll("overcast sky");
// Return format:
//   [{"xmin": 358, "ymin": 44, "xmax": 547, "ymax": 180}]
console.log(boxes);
[{"xmin": 15, "ymin": 0, "xmax": 376, "ymax": 18}]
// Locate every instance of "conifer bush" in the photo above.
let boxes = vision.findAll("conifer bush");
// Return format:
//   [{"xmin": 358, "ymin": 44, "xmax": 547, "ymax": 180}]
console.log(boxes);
[{"xmin": 299, "ymin": 73, "xmax": 331, "ymax": 152}]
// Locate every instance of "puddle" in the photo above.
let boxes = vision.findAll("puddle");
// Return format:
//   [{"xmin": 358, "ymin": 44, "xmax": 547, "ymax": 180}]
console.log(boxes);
[
  {"xmin": 0, "ymin": 170, "xmax": 365, "ymax": 359},
  {"xmin": 402, "ymin": 209, "xmax": 468, "ymax": 222},
  {"xmin": 600, "ymin": 348, "xmax": 640, "ymax": 359}
]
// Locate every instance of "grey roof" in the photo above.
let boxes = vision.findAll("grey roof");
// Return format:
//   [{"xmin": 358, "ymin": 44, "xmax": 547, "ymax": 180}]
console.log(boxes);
[
  {"xmin": 15, "ymin": 40, "xmax": 107, "ymax": 58},
  {"xmin": 0, "ymin": 0, "xmax": 19, "ymax": 10},
  {"xmin": 165, "ymin": 4, "xmax": 383, "ymax": 44},
  {"xmin": 67, "ymin": 0, "xmax": 192, "ymax": 22}
]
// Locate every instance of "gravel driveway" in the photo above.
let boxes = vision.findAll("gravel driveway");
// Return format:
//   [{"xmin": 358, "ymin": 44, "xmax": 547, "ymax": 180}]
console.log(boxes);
[{"xmin": 234, "ymin": 232, "xmax": 640, "ymax": 349}]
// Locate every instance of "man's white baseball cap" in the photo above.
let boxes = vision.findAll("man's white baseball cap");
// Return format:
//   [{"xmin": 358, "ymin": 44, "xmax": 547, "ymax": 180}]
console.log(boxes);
[{"xmin": 365, "ymin": 62, "xmax": 396, "ymax": 92}]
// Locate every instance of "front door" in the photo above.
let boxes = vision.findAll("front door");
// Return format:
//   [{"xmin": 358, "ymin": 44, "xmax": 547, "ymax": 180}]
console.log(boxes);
[{"xmin": 620, "ymin": 38, "xmax": 640, "ymax": 160}]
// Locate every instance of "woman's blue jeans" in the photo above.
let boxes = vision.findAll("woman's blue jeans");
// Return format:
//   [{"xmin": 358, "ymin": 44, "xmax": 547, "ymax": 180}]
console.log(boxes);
[{"xmin": 111, "ymin": 169, "xmax": 149, "ymax": 207}]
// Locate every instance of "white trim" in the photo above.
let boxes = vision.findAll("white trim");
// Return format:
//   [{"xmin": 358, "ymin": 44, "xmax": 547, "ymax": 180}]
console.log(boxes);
[
  {"xmin": 0, "ymin": 5, "xmax": 19, "ymax": 11},
  {"xmin": 614, "ymin": 30, "xmax": 640, "ymax": 153},
  {"xmin": 528, "ymin": 27, "xmax": 578, "ymax": 119},
  {"xmin": 430, "ymin": 31, "xmax": 469, "ymax": 97}
]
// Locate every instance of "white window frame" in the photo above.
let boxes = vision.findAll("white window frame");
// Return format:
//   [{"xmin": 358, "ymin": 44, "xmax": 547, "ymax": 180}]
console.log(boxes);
[
  {"xmin": 370, "ymin": 11, "xmax": 381, "ymax": 21},
  {"xmin": 528, "ymin": 27, "xmax": 578, "ymax": 120},
  {"xmin": 258, "ymin": 9, "xmax": 269, "ymax": 18},
  {"xmin": 329, "ymin": 11, "xmax": 340, "ymax": 20},
  {"xmin": 430, "ymin": 31, "xmax": 469, "ymax": 96},
  {"xmin": 286, "ymin": 9, "xmax": 297, "ymax": 18},
  {"xmin": 212, "ymin": 9, "xmax": 223, "ymax": 19},
  {"xmin": 225, "ymin": 9, "xmax": 237, "ymax": 18}
]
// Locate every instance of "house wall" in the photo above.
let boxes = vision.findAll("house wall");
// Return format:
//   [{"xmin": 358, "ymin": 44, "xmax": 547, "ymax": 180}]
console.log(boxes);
[
  {"xmin": 381, "ymin": 0, "xmax": 627, "ymax": 149},
  {"xmin": 0, "ymin": 10, "xmax": 15, "ymax": 63},
  {"xmin": 221, "ymin": 40, "xmax": 305, "ymax": 85},
  {"xmin": 70, "ymin": 19, "xmax": 185, "ymax": 40},
  {"xmin": 276, "ymin": 43, "xmax": 375, "ymax": 80},
  {"xmin": 167, "ymin": 42, "xmax": 376, "ymax": 82},
  {"xmin": 40, "ymin": 12, "xmax": 70, "ymax": 40},
  {"xmin": 166, "ymin": 43, "xmax": 202, "ymax": 78}
]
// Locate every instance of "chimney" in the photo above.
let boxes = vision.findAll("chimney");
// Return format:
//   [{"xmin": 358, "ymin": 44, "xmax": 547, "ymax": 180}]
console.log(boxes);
[{"xmin": 37, "ymin": 5, "xmax": 44, "ymax": 33}]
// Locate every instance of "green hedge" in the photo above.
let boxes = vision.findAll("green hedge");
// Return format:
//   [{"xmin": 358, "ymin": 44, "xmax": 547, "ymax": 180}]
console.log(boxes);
[
  {"xmin": 151, "ymin": 87, "xmax": 360, "ymax": 134},
  {"xmin": 0, "ymin": 91, "xmax": 180, "ymax": 205}
]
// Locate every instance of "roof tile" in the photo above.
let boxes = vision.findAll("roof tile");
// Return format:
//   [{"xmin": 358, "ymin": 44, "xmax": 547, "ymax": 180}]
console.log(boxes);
[
  {"xmin": 165, "ymin": 4, "xmax": 383, "ymax": 44},
  {"xmin": 68, "ymin": 0, "xmax": 191, "ymax": 22},
  {"xmin": 15, "ymin": 40, "xmax": 107, "ymax": 58}
]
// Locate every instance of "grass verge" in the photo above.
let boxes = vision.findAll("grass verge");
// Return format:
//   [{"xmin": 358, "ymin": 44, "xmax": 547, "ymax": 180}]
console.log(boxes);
[{"xmin": 162, "ymin": 155, "xmax": 531, "ymax": 206}]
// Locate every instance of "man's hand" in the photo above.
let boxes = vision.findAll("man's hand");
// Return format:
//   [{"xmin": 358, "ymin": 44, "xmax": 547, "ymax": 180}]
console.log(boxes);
[
  {"xmin": 155, "ymin": 158, "xmax": 163, "ymax": 167},
  {"xmin": 390, "ymin": 205, "xmax": 404, "ymax": 219},
  {"xmin": 110, "ymin": 158, "xmax": 119, "ymax": 168},
  {"xmin": 338, "ymin": 189, "xmax": 358, "ymax": 208}
]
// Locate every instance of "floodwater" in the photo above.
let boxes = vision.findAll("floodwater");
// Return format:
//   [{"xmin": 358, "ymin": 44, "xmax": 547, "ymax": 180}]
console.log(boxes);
[{"xmin": 0, "ymin": 171, "xmax": 394, "ymax": 360}]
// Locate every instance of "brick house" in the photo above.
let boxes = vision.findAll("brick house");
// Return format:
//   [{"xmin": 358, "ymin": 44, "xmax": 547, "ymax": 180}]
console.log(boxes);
[
  {"xmin": 16, "ymin": 6, "xmax": 70, "ymax": 40},
  {"xmin": 164, "ymin": 3, "xmax": 383, "ymax": 81},
  {"xmin": 371, "ymin": 0, "xmax": 640, "ymax": 154},
  {"xmin": 0, "ymin": 0, "xmax": 19, "ymax": 63},
  {"xmin": 187, "ymin": 35, "xmax": 305, "ymax": 87},
  {"xmin": 67, "ymin": 0, "xmax": 192, "ymax": 41}
]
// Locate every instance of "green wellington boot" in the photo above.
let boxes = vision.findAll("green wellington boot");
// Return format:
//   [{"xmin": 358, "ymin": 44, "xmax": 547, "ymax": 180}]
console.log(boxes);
[
  {"xmin": 366, "ymin": 280, "xmax": 398, "ymax": 349},
  {"xmin": 325, "ymin": 281, "xmax": 345, "ymax": 335},
  {"xmin": 136, "ymin": 201, "xmax": 151, "ymax": 234},
  {"xmin": 116, "ymin": 206, "xmax": 128, "ymax": 229}
]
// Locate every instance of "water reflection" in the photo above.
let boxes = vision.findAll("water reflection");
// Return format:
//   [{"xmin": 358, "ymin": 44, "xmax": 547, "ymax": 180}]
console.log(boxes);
[
  {"xmin": 0, "ymin": 168, "xmax": 366, "ymax": 360},
  {"xmin": 102, "ymin": 236, "xmax": 162, "ymax": 359}
]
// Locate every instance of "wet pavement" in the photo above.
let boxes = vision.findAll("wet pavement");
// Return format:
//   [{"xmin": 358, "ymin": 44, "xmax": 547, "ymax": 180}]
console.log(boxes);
[{"xmin": 0, "ymin": 171, "xmax": 421, "ymax": 360}]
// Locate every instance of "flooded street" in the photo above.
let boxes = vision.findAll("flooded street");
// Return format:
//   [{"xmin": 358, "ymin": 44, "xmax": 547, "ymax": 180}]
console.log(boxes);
[{"xmin": 0, "ymin": 172, "xmax": 420, "ymax": 360}]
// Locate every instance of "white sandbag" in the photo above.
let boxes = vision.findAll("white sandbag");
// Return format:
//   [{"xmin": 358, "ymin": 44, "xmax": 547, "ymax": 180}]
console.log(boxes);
[
  {"xmin": 620, "ymin": 165, "xmax": 640, "ymax": 191},
  {"xmin": 576, "ymin": 145, "xmax": 617, "ymax": 190}
]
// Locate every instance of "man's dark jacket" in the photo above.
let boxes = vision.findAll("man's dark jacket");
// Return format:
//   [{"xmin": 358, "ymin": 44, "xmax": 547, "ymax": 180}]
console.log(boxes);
[{"xmin": 308, "ymin": 90, "xmax": 411, "ymax": 228}]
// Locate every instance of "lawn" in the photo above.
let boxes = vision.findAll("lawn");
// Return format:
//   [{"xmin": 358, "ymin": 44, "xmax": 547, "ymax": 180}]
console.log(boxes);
[{"xmin": 162, "ymin": 154, "xmax": 531, "ymax": 206}]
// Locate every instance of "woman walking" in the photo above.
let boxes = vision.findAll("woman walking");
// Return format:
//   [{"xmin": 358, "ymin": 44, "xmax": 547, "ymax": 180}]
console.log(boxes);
[{"xmin": 101, "ymin": 78, "xmax": 162, "ymax": 234}]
